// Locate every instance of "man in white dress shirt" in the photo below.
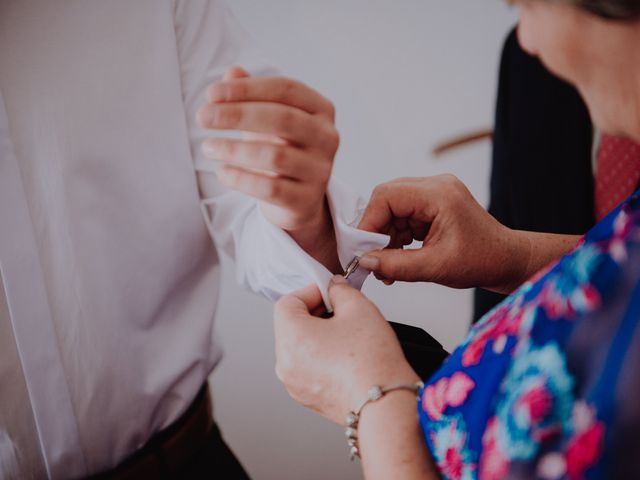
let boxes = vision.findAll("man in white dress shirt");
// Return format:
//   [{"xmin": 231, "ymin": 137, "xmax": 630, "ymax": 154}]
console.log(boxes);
[{"xmin": 0, "ymin": 1, "xmax": 386, "ymax": 478}]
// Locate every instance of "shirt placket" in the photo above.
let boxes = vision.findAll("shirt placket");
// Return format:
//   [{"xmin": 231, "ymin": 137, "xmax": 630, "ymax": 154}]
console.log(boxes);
[{"xmin": 0, "ymin": 92, "xmax": 87, "ymax": 478}]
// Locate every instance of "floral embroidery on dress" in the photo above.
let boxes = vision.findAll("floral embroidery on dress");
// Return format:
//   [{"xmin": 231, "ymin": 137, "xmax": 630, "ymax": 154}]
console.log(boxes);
[
  {"xmin": 430, "ymin": 414, "xmax": 477, "ymax": 480},
  {"xmin": 418, "ymin": 191, "xmax": 640, "ymax": 479},
  {"xmin": 564, "ymin": 402, "xmax": 605, "ymax": 480},
  {"xmin": 460, "ymin": 295, "xmax": 533, "ymax": 367},
  {"xmin": 536, "ymin": 401, "xmax": 605, "ymax": 480},
  {"xmin": 606, "ymin": 206, "xmax": 640, "ymax": 263},
  {"xmin": 535, "ymin": 245, "xmax": 603, "ymax": 319},
  {"xmin": 479, "ymin": 417, "xmax": 509, "ymax": 478},
  {"xmin": 422, "ymin": 372, "xmax": 475, "ymax": 420},
  {"xmin": 458, "ymin": 242, "xmax": 604, "ymax": 369},
  {"xmin": 482, "ymin": 341, "xmax": 574, "ymax": 465}
]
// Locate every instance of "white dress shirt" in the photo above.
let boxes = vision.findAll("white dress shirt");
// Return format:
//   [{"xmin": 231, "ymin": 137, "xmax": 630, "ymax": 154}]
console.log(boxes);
[{"xmin": 0, "ymin": 1, "xmax": 387, "ymax": 478}]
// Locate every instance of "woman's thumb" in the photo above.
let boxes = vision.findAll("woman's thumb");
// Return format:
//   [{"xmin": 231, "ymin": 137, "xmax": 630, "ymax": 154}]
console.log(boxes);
[
  {"xmin": 359, "ymin": 249, "xmax": 428, "ymax": 282},
  {"xmin": 328, "ymin": 275, "xmax": 364, "ymax": 309}
]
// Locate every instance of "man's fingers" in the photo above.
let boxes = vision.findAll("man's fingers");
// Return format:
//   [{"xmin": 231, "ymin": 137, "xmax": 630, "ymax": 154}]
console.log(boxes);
[
  {"xmin": 216, "ymin": 164, "xmax": 315, "ymax": 208},
  {"xmin": 197, "ymin": 102, "xmax": 338, "ymax": 152},
  {"xmin": 208, "ymin": 76, "xmax": 335, "ymax": 119},
  {"xmin": 223, "ymin": 66, "xmax": 250, "ymax": 81},
  {"xmin": 202, "ymin": 138, "xmax": 327, "ymax": 181},
  {"xmin": 359, "ymin": 248, "xmax": 437, "ymax": 283}
]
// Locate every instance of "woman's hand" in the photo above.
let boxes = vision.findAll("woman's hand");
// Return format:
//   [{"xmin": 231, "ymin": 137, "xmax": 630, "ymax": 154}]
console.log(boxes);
[
  {"xmin": 357, "ymin": 175, "xmax": 580, "ymax": 293},
  {"xmin": 357, "ymin": 175, "xmax": 533, "ymax": 293},
  {"xmin": 274, "ymin": 278, "xmax": 439, "ymax": 479},
  {"xmin": 273, "ymin": 276, "xmax": 419, "ymax": 425}
]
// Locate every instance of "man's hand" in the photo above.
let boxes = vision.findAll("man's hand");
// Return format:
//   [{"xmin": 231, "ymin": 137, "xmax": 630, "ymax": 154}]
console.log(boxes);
[
  {"xmin": 357, "ymin": 175, "xmax": 580, "ymax": 293},
  {"xmin": 196, "ymin": 67, "xmax": 338, "ymax": 232},
  {"xmin": 197, "ymin": 67, "xmax": 341, "ymax": 271}
]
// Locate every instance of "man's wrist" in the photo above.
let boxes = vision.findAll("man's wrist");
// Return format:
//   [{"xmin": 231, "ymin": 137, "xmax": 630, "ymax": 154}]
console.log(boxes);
[{"xmin": 285, "ymin": 198, "xmax": 342, "ymax": 273}]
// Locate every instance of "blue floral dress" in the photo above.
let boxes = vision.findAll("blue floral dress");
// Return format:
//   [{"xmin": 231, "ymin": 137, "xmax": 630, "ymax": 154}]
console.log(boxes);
[{"xmin": 418, "ymin": 191, "xmax": 640, "ymax": 479}]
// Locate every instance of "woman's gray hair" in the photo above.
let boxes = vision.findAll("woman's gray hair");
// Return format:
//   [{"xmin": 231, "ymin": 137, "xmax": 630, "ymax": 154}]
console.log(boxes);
[{"xmin": 559, "ymin": 0, "xmax": 640, "ymax": 19}]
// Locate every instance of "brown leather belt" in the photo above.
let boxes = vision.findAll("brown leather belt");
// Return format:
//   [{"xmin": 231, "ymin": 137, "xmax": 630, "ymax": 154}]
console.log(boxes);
[{"xmin": 90, "ymin": 384, "xmax": 214, "ymax": 479}]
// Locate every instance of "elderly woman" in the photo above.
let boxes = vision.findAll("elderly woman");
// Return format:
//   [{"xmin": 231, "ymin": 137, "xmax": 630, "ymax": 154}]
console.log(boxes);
[{"xmin": 273, "ymin": 1, "xmax": 640, "ymax": 478}]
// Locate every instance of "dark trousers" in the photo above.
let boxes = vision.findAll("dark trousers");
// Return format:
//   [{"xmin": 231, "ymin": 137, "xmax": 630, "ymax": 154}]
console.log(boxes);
[
  {"xmin": 90, "ymin": 384, "xmax": 251, "ymax": 479},
  {"xmin": 176, "ymin": 423, "xmax": 250, "ymax": 479}
]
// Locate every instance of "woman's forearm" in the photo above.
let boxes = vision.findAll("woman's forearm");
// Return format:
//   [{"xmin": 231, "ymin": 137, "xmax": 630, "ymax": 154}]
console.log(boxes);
[
  {"xmin": 492, "ymin": 230, "xmax": 581, "ymax": 294},
  {"xmin": 358, "ymin": 390, "xmax": 440, "ymax": 480}
]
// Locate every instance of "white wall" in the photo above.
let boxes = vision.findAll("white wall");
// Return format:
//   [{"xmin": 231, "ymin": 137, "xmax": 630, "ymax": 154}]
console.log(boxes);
[{"xmin": 211, "ymin": 2, "xmax": 517, "ymax": 479}]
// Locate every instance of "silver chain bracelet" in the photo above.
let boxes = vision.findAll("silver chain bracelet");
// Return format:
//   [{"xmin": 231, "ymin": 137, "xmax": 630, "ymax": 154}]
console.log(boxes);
[{"xmin": 344, "ymin": 381, "xmax": 424, "ymax": 461}]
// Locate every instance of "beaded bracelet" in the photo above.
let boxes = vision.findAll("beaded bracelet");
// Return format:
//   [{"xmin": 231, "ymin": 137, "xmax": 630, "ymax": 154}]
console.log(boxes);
[{"xmin": 344, "ymin": 381, "xmax": 424, "ymax": 461}]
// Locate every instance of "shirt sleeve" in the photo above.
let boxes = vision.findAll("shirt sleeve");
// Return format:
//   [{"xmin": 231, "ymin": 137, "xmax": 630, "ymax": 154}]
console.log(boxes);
[{"xmin": 172, "ymin": 0, "xmax": 388, "ymax": 308}]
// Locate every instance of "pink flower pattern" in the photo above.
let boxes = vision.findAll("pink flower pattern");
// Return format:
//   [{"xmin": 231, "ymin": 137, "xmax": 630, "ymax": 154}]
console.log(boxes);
[
  {"xmin": 418, "ymin": 192, "xmax": 640, "ymax": 479},
  {"xmin": 422, "ymin": 372, "xmax": 475, "ymax": 421}
]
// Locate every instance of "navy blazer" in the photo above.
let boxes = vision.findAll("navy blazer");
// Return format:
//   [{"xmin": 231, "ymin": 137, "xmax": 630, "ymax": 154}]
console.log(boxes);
[{"xmin": 473, "ymin": 28, "xmax": 595, "ymax": 322}]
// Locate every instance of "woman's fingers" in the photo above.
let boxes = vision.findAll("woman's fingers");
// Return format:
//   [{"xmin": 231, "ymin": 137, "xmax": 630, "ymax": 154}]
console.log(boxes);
[
  {"xmin": 359, "ymin": 176, "xmax": 465, "ymax": 235},
  {"xmin": 327, "ymin": 275, "xmax": 371, "ymax": 313},
  {"xmin": 290, "ymin": 284, "xmax": 325, "ymax": 311},
  {"xmin": 359, "ymin": 181, "xmax": 435, "ymax": 235},
  {"xmin": 274, "ymin": 284, "xmax": 323, "ymax": 320},
  {"xmin": 274, "ymin": 285, "xmax": 324, "ymax": 350},
  {"xmin": 207, "ymin": 76, "xmax": 335, "ymax": 119}
]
